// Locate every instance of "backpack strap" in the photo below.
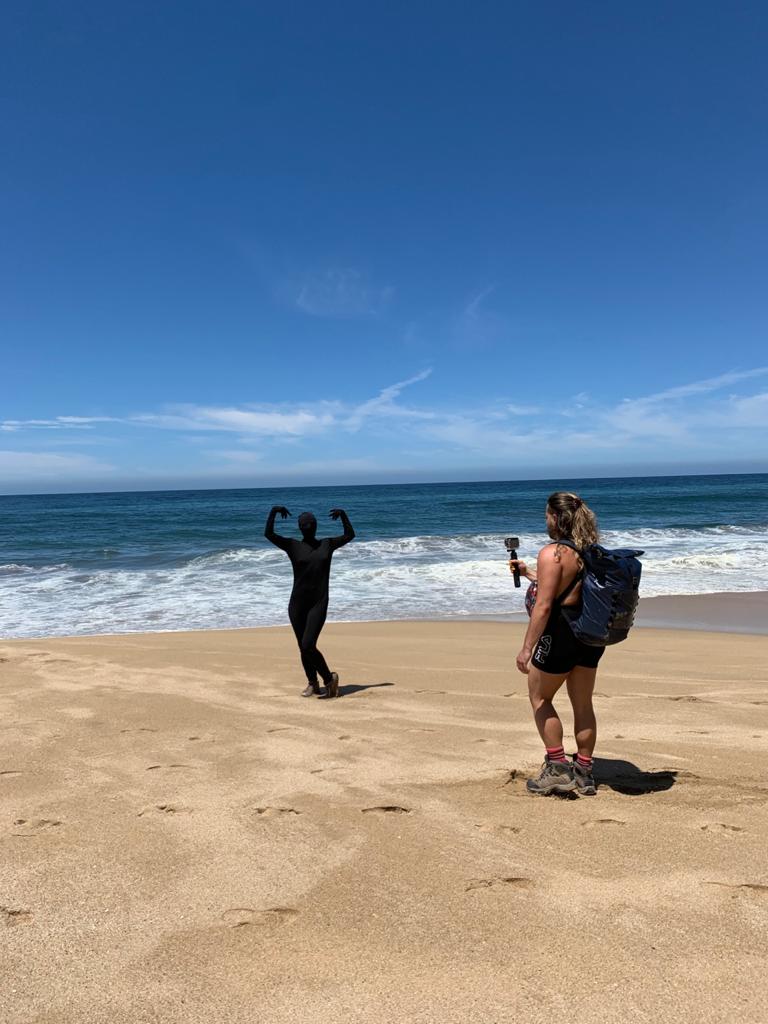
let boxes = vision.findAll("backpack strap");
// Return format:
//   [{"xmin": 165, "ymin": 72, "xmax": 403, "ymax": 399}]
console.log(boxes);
[
  {"xmin": 549, "ymin": 538, "xmax": 583, "ymax": 556},
  {"xmin": 546, "ymin": 539, "xmax": 585, "ymax": 604}
]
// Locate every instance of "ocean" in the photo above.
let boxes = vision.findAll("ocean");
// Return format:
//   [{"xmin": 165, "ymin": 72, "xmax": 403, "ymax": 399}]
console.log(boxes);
[{"xmin": 1, "ymin": 474, "xmax": 766, "ymax": 639}]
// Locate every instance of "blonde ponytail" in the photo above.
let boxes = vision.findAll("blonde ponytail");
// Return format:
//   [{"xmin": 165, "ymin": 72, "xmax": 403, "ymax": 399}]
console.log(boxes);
[{"xmin": 547, "ymin": 491, "xmax": 599, "ymax": 549}]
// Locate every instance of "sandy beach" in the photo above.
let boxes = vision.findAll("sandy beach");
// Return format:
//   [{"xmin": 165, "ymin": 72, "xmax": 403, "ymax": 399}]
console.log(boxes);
[{"xmin": 3, "ymin": 617, "xmax": 768, "ymax": 1023}]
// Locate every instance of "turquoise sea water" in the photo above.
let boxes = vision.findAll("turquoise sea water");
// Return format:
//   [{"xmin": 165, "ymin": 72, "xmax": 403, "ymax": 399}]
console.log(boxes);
[{"xmin": 1, "ymin": 474, "xmax": 766, "ymax": 638}]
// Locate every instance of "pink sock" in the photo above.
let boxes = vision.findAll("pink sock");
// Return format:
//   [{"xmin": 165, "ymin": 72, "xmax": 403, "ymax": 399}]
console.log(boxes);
[
  {"xmin": 576, "ymin": 753, "xmax": 593, "ymax": 770},
  {"xmin": 546, "ymin": 746, "xmax": 567, "ymax": 763}
]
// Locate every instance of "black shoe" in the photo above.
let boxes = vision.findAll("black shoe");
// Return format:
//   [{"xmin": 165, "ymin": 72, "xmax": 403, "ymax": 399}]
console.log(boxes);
[
  {"xmin": 571, "ymin": 756, "xmax": 597, "ymax": 796},
  {"xmin": 526, "ymin": 758, "xmax": 577, "ymax": 796},
  {"xmin": 326, "ymin": 672, "xmax": 339, "ymax": 699}
]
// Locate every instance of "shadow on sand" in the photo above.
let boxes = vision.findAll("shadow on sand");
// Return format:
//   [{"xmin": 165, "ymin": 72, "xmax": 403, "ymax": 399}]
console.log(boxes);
[
  {"xmin": 593, "ymin": 757, "xmax": 677, "ymax": 796},
  {"xmin": 334, "ymin": 681, "xmax": 395, "ymax": 698}
]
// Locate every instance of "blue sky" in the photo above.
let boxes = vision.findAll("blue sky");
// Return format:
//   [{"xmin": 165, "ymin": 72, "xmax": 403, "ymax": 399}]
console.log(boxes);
[{"xmin": 2, "ymin": 2, "xmax": 767, "ymax": 493}]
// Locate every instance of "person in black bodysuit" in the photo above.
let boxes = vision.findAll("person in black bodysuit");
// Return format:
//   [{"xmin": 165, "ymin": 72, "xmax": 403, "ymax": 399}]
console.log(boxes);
[{"xmin": 265, "ymin": 505, "xmax": 355, "ymax": 698}]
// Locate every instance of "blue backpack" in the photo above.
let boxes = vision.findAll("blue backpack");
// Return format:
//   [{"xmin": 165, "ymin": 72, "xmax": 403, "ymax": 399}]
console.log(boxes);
[{"xmin": 555, "ymin": 539, "xmax": 644, "ymax": 647}]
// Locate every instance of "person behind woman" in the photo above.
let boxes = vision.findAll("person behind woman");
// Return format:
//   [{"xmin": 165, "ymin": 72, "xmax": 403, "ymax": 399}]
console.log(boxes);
[
  {"xmin": 265, "ymin": 505, "xmax": 355, "ymax": 698},
  {"xmin": 510, "ymin": 492, "xmax": 603, "ymax": 796}
]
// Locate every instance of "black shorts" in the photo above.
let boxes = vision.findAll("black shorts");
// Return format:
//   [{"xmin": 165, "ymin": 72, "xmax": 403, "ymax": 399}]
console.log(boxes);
[{"xmin": 532, "ymin": 610, "xmax": 605, "ymax": 675}]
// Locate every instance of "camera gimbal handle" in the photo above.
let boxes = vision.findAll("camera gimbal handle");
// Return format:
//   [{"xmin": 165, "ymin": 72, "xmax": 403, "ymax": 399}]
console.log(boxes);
[{"xmin": 505, "ymin": 536, "xmax": 521, "ymax": 588}]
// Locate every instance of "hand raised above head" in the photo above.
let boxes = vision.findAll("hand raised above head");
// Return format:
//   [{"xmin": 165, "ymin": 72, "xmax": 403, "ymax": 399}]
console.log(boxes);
[
  {"xmin": 329, "ymin": 508, "xmax": 346, "ymax": 520},
  {"xmin": 271, "ymin": 505, "xmax": 291, "ymax": 519}
]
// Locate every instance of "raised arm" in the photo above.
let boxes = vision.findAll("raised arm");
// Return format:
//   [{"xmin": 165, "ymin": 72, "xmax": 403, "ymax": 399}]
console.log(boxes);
[
  {"xmin": 265, "ymin": 505, "xmax": 291, "ymax": 550},
  {"xmin": 328, "ymin": 508, "xmax": 355, "ymax": 550}
]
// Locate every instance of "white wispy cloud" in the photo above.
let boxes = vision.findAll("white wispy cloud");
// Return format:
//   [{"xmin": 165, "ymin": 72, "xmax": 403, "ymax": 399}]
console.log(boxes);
[
  {"xmin": 630, "ymin": 367, "xmax": 768, "ymax": 405},
  {"xmin": 343, "ymin": 369, "xmax": 434, "ymax": 430},
  {"xmin": 4, "ymin": 366, "xmax": 766, "ymax": 483},
  {"xmin": 463, "ymin": 285, "xmax": 495, "ymax": 321},
  {"xmin": 453, "ymin": 285, "xmax": 505, "ymax": 349},
  {"xmin": 1, "ymin": 416, "xmax": 115, "ymax": 432},
  {"xmin": 133, "ymin": 407, "xmax": 335, "ymax": 436},
  {"xmin": 294, "ymin": 268, "xmax": 393, "ymax": 318},
  {"xmin": 127, "ymin": 370, "xmax": 434, "ymax": 439},
  {"xmin": 721, "ymin": 391, "xmax": 768, "ymax": 428}
]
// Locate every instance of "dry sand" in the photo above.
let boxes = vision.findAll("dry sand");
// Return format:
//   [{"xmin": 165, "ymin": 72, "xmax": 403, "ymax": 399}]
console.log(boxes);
[{"xmin": 2, "ymin": 620, "xmax": 767, "ymax": 1023}]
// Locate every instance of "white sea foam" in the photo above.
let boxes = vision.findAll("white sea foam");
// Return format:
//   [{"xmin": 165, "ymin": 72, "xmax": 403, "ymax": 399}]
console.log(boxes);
[{"xmin": 0, "ymin": 527, "xmax": 766, "ymax": 638}]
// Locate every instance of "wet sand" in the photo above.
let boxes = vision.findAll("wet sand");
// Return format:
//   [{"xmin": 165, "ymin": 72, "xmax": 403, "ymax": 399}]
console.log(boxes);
[{"xmin": 2, "ymin": 619, "xmax": 767, "ymax": 1023}]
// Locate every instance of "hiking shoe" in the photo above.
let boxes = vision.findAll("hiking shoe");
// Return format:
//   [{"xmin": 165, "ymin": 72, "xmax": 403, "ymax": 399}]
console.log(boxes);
[
  {"xmin": 526, "ymin": 758, "xmax": 577, "ymax": 796},
  {"xmin": 571, "ymin": 757, "xmax": 597, "ymax": 796},
  {"xmin": 326, "ymin": 672, "xmax": 339, "ymax": 699},
  {"xmin": 301, "ymin": 683, "xmax": 323, "ymax": 698}
]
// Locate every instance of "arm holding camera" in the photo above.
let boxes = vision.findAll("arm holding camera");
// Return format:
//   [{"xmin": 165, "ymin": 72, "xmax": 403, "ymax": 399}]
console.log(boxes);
[{"xmin": 509, "ymin": 558, "xmax": 535, "ymax": 581}]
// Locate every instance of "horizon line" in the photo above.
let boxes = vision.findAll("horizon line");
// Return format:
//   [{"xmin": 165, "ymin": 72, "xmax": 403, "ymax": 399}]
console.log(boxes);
[{"xmin": 2, "ymin": 467, "xmax": 767, "ymax": 500}]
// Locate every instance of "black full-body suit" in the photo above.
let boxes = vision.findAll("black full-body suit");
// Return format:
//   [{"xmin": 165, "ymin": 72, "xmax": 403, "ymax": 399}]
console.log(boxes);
[{"xmin": 265, "ymin": 507, "xmax": 355, "ymax": 685}]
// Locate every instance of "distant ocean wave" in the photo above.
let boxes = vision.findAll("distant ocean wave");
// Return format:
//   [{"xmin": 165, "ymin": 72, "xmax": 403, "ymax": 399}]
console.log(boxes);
[
  {"xmin": 1, "ymin": 523, "xmax": 766, "ymax": 638},
  {"xmin": 0, "ymin": 562, "xmax": 72, "ymax": 575}
]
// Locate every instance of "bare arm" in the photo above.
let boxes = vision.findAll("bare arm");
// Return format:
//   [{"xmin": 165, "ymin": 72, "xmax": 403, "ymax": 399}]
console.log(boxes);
[{"xmin": 515, "ymin": 547, "xmax": 561, "ymax": 674}]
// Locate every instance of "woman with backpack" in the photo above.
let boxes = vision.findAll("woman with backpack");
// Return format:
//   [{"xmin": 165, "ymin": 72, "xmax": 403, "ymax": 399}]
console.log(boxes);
[{"xmin": 510, "ymin": 492, "xmax": 604, "ymax": 797}]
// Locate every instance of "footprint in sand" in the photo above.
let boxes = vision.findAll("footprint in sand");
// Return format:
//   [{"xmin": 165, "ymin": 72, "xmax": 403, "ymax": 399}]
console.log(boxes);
[
  {"xmin": 253, "ymin": 806, "xmax": 301, "ymax": 818},
  {"xmin": 361, "ymin": 805, "xmax": 410, "ymax": 815},
  {"xmin": 266, "ymin": 727, "xmax": 294, "ymax": 734},
  {"xmin": 465, "ymin": 876, "xmax": 533, "ymax": 892},
  {"xmin": 145, "ymin": 764, "xmax": 194, "ymax": 771},
  {"xmin": 138, "ymin": 804, "xmax": 190, "ymax": 817},
  {"xmin": 337, "ymin": 734, "xmax": 352, "ymax": 740},
  {"xmin": 0, "ymin": 770, "xmax": 23, "ymax": 778},
  {"xmin": 668, "ymin": 695, "xmax": 706, "ymax": 703},
  {"xmin": 502, "ymin": 770, "xmax": 523, "ymax": 788},
  {"xmin": 121, "ymin": 727, "xmax": 159, "ymax": 734},
  {"xmin": 222, "ymin": 907, "xmax": 298, "ymax": 928},
  {"xmin": 414, "ymin": 689, "xmax": 446, "ymax": 695},
  {"xmin": 582, "ymin": 819, "xmax": 625, "ymax": 828},
  {"xmin": 474, "ymin": 823, "xmax": 521, "ymax": 835},
  {"xmin": 12, "ymin": 818, "xmax": 62, "ymax": 836},
  {"xmin": 701, "ymin": 823, "xmax": 745, "ymax": 835},
  {"xmin": 706, "ymin": 882, "xmax": 768, "ymax": 895},
  {"xmin": 407, "ymin": 728, "xmax": 436, "ymax": 734},
  {"xmin": 1, "ymin": 906, "xmax": 32, "ymax": 926}
]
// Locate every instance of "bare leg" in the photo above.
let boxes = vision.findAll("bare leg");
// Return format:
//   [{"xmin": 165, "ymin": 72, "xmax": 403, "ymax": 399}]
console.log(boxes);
[
  {"xmin": 566, "ymin": 665, "xmax": 598, "ymax": 758},
  {"xmin": 528, "ymin": 666, "xmax": 569, "ymax": 748}
]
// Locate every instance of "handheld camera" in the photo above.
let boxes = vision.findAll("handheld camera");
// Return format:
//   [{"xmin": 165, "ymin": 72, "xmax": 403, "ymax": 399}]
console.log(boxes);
[{"xmin": 505, "ymin": 536, "xmax": 521, "ymax": 588}]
